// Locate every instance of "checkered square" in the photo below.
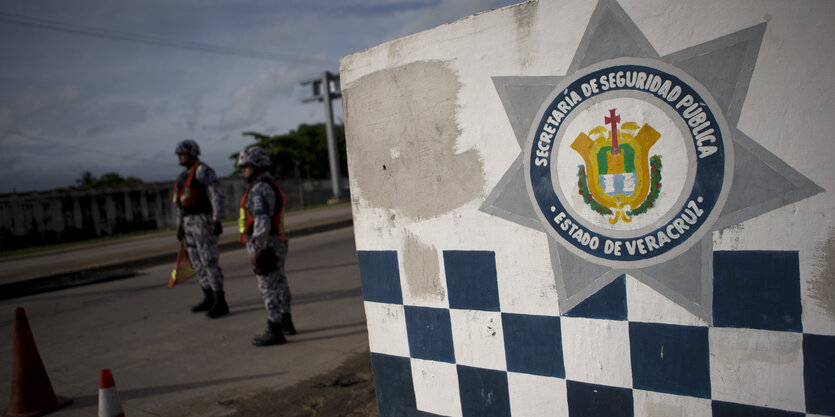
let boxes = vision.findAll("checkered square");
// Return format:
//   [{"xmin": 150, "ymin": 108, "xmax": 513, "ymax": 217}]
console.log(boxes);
[
  {"xmin": 507, "ymin": 372, "xmax": 568, "ymax": 417},
  {"xmin": 502, "ymin": 313, "xmax": 565, "ymax": 378},
  {"xmin": 358, "ymin": 250, "xmax": 403, "ymax": 304},
  {"xmin": 629, "ymin": 322, "xmax": 710, "ymax": 398},
  {"xmin": 803, "ymin": 334, "xmax": 835, "ymax": 416},
  {"xmin": 713, "ymin": 251, "xmax": 802, "ymax": 332},
  {"xmin": 710, "ymin": 328, "xmax": 805, "ymax": 412},
  {"xmin": 370, "ymin": 352, "xmax": 419, "ymax": 417},
  {"xmin": 412, "ymin": 358, "xmax": 462, "ymax": 417},
  {"xmin": 633, "ymin": 389, "xmax": 712, "ymax": 416},
  {"xmin": 443, "ymin": 251, "xmax": 501, "ymax": 311},
  {"xmin": 449, "ymin": 309, "xmax": 506, "ymax": 370},
  {"xmin": 404, "ymin": 305, "xmax": 456, "ymax": 363},
  {"xmin": 565, "ymin": 275, "xmax": 627, "ymax": 320},
  {"xmin": 365, "ymin": 301, "xmax": 410, "ymax": 357},
  {"xmin": 566, "ymin": 380, "xmax": 633, "ymax": 417},
  {"xmin": 361, "ymin": 249, "xmax": 822, "ymax": 417},
  {"xmin": 711, "ymin": 400, "xmax": 805, "ymax": 417},
  {"xmin": 457, "ymin": 365, "xmax": 511, "ymax": 417},
  {"xmin": 562, "ymin": 317, "xmax": 632, "ymax": 388}
]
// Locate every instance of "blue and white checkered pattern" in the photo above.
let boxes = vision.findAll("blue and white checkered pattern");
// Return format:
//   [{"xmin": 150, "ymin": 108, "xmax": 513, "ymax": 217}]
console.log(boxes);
[{"xmin": 359, "ymin": 249, "xmax": 835, "ymax": 417}]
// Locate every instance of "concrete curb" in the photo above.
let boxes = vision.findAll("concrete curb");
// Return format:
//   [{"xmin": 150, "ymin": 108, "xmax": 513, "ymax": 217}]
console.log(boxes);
[{"xmin": 0, "ymin": 218, "xmax": 353, "ymax": 301}]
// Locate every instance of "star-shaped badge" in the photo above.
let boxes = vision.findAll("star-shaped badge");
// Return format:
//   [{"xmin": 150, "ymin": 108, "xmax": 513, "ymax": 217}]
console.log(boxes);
[{"xmin": 481, "ymin": 0, "xmax": 823, "ymax": 322}]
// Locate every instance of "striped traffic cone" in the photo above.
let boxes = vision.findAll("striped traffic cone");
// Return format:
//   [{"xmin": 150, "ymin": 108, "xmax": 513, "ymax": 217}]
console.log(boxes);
[
  {"xmin": 1, "ymin": 307, "xmax": 72, "ymax": 416},
  {"xmin": 98, "ymin": 369, "xmax": 125, "ymax": 417}
]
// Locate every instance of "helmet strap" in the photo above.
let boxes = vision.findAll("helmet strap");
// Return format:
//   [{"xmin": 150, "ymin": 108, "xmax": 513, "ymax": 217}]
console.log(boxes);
[
  {"xmin": 183, "ymin": 156, "xmax": 199, "ymax": 167},
  {"xmin": 246, "ymin": 168, "xmax": 266, "ymax": 183}
]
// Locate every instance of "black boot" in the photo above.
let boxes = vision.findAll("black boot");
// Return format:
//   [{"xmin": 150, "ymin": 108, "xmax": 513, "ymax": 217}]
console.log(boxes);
[
  {"xmin": 191, "ymin": 287, "xmax": 213, "ymax": 312},
  {"xmin": 280, "ymin": 313, "xmax": 296, "ymax": 335},
  {"xmin": 252, "ymin": 320, "xmax": 286, "ymax": 346},
  {"xmin": 206, "ymin": 290, "xmax": 229, "ymax": 318}
]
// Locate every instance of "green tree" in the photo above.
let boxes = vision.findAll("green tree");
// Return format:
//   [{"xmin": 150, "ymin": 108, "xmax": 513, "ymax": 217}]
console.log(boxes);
[
  {"xmin": 76, "ymin": 171, "xmax": 143, "ymax": 188},
  {"xmin": 231, "ymin": 122, "xmax": 346, "ymax": 181},
  {"xmin": 76, "ymin": 170, "xmax": 96, "ymax": 187}
]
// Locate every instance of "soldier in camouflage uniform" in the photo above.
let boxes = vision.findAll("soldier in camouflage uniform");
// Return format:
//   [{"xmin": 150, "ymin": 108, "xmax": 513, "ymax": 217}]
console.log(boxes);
[
  {"xmin": 236, "ymin": 146, "xmax": 296, "ymax": 346},
  {"xmin": 174, "ymin": 139, "xmax": 228, "ymax": 318}
]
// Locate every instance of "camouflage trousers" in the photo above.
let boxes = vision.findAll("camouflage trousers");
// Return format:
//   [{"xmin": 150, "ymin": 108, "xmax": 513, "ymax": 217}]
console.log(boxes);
[
  {"xmin": 183, "ymin": 214, "xmax": 224, "ymax": 291},
  {"xmin": 253, "ymin": 240, "xmax": 292, "ymax": 322}
]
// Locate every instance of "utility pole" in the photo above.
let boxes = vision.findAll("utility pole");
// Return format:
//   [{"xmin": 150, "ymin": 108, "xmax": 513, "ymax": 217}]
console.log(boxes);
[{"xmin": 301, "ymin": 71, "xmax": 342, "ymax": 202}]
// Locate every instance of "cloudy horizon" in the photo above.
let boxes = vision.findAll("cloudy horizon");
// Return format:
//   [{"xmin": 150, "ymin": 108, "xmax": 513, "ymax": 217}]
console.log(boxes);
[{"xmin": 0, "ymin": 0, "xmax": 521, "ymax": 194}]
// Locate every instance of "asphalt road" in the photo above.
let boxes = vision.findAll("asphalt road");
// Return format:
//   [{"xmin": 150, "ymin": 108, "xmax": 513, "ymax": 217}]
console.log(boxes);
[
  {"xmin": 0, "ymin": 203, "xmax": 353, "ymax": 286},
  {"xmin": 0, "ymin": 226, "xmax": 368, "ymax": 417}
]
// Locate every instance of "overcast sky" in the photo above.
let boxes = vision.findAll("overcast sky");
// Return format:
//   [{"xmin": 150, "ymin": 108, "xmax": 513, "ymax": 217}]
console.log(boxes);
[{"xmin": 0, "ymin": 0, "xmax": 521, "ymax": 193}]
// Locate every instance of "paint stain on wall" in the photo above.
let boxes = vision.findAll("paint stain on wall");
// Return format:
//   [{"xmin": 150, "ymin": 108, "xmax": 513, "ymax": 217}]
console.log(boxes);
[
  {"xmin": 713, "ymin": 222, "xmax": 745, "ymax": 249},
  {"xmin": 513, "ymin": 1, "xmax": 538, "ymax": 68},
  {"xmin": 513, "ymin": 1, "xmax": 537, "ymax": 39},
  {"xmin": 402, "ymin": 231, "xmax": 445, "ymax": 302},
  {"xmin": 809, "ymin": 228, "xmax": 835, "ymax": 319},
  {"xmin": 644, "ymin": 402, "xmax": 687, "ymax": 417},
  {"xmin": 343, "ymin": 60, "xmax": 485, "ymax": 220}
]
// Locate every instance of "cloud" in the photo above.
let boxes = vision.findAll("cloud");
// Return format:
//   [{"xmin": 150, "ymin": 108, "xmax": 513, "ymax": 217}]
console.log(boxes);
[
  {"xmin": 333, "ymin": 0, "xmax": 444, "ymax": 17},
  {"xmin": 0, "ymin": 86, "xmax": 151, "ymax": 139},
  {"xmin": 172, "ymin": 96, "xmax": 203, "ymax": 132},
  {"xmin": 220, "ymin": 0, "xmax": 444, "ymax": 19},
  {"xmin": 0, "ymin": 107, "xmax": 11, "ymax": 130},
  {"xmin": 394, "ymin": 0, "xmax": 521, "ymax": 37},
  {"xmin": 83, "ymin": 101, "xmax": 150, "ymax": 136},
  {"xmin": 218, "ymin": 68, "xmax": 303, "ymax": 130},
  {"xmin": 6, "ymin": 86, "xmax": 82, "ymax": 124},
  {"xmin": 0, "ymin": 0, "xmax": 522, "ymax": 193}
]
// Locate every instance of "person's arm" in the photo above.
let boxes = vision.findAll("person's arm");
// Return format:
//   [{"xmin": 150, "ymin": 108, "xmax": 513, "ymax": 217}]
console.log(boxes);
[
  {"xmin": 198, "ymin": 164, "xmax": 225, "ymax": 234},
  {"xmin": 174, "ymin": 183, "xmax": 185, "ymax": 240},
  {"xmin": 246, "ymin": 182, "xmax": 276, "ymax": 256}
]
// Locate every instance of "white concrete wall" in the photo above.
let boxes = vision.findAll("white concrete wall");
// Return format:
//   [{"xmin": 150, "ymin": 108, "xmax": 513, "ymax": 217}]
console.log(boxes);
[{"xmin": 343, "ymin": 1, "xmax": 834, "ymax": 416}]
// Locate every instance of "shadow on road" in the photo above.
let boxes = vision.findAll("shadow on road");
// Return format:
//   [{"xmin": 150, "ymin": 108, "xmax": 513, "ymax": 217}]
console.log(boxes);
[
  {"xmin": 230, "ymin": 287, "xmax": 363, "ymax": 313},
  {"xmin": 64, "ymin": 371, "xmax": 287, "ymax": 409},
  {"xmin": 286, "ymin": 261, "xmax": 358, "ymax": 274}
]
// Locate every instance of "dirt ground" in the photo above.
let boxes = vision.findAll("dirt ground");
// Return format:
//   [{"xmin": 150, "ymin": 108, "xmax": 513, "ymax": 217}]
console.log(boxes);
[{"xmin": 219, "ymin": 350, "xmax": 379, "ymax": 417}]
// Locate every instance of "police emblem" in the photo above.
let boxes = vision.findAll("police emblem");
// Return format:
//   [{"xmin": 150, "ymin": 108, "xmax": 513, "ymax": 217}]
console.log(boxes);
[
  {"xmin": 570, "ymin": 109, "xmax": 661, "ymax": 224},
  {"xmin": 525, "ymin": 58, "xmax": 733, "ymax": 268},
  {"xmin": 484, "ymin": 0, "xmax": 822, "ymax": 318}
]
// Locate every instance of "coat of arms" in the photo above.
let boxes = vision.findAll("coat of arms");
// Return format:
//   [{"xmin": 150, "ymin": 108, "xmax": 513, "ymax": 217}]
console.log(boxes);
[{"xmin": 571, "ymin": 109, "xmax": 662, "ymax": 224}]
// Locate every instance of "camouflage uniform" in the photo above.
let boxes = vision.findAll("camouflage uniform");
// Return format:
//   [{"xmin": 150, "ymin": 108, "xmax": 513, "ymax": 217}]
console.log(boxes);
[
  {"xmin": 245, "ymin": 172, "xmax": 291, "ymax": 322},
  {"xmin": 176, "ymin": 163, "xmax": 225, "ymax": 292}
]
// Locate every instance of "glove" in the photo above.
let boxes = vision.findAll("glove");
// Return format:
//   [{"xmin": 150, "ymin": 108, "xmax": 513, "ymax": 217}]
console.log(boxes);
[
  {"xmin": 177, "ymin": 226, "xmax": 185, "ymax": 241},
  {"xmin": 252, "ymin": 249, "xmax": 279, "ymax": 275},
  {"xmin": 213, "ymin": 220, "xmax": 223, "ymax": 236}
]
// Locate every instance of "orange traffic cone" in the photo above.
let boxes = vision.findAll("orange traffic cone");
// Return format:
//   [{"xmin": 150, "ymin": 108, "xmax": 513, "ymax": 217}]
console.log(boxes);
[
  {"xmin": 1, "ymin": 307, "xmax": 72, "ymax": 417},
  {"xmin": 98, "ymin": 369, "xmax": 125, "ymax": 417},
  {"xmin": 168, "ymin": 242, "xmax": 196, "ymax": 288}
]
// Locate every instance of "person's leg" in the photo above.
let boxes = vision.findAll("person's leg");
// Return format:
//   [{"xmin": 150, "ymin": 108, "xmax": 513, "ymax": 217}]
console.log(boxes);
[
  {"xmin": 192, "ymin": 217, "xmax": 227, "ymax": 318},
  {"xmin": 183, "ymin": 216, "xmax": 212, "ymax": 312},
  {"xmin": 272, "ymin": 241, "xmax": 295, "ymax": 334},
  {"xmin": 252, "ymin": 271, "xmax": 287, "ymax": 346}
]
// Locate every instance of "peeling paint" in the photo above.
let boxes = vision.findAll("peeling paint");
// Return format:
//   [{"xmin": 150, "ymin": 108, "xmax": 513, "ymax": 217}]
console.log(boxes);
[
  {"xmin": 713, "ymin": 222, "xmax": 744, "ymax": 248},
  {"xmin": 402, "ymin": 231, "xmax": 445, "ymax": 302},
  {"xmin": 485, "ymin": 317, "xmax": 497, "ymax": 337},
  {"xmin": 343, "ymin": 60, "xmax": 485, "ymax": 221},
  {"xmin": 809, "ymin": 227, "xmax": 835, "ymax": 319}
]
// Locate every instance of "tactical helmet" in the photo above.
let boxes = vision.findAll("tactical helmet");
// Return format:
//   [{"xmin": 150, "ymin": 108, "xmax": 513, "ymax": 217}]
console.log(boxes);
[
  {"xmin": 236, "ymin": 146, "xmax": 271, "ymax": 169},
  {"xmin": 175, "ymin": 139, "xmax": 201, "ymax": 157}
]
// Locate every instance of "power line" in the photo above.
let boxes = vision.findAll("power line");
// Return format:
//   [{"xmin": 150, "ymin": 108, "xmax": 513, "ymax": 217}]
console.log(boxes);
[{"xmin": 0, "ymin": 11, "xmax": 332, "ymax": 66}]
